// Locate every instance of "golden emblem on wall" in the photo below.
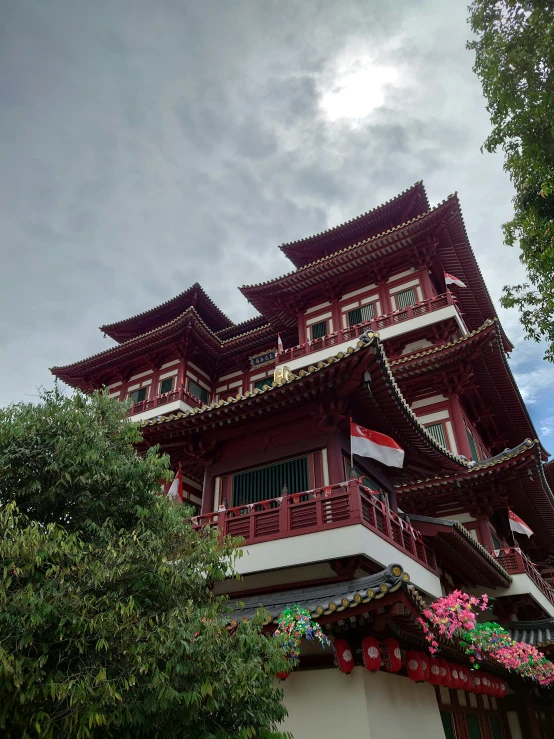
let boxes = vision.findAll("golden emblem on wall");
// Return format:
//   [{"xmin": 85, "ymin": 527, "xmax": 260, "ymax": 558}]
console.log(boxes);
[{"xmin": 273, "ymin": 365, "xmax": 294, "ymax": 385}]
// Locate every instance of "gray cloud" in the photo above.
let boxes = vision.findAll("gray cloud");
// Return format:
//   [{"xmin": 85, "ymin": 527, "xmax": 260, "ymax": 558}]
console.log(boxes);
[{"xmin": 1, "ymin": 0, "xmax": 553, "ymax": 444}]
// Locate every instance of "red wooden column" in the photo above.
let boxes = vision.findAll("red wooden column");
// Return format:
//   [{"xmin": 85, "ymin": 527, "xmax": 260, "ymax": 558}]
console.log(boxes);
[
  {"xmin": 378, "ymin": 281, "xmax": 392, "ymax": 315},
  {"xmin": 448, "ymin": 395, "xmax": 473, "ymax": 460},
  {"xmin": 418, "ymin": 267, "xmax": 435, "ymax": 300},
  {"xmin": 326, "ymin": 431, "xmax": 346, "ymax": 484},
  {"xmin": 296, "ymin": 311, "xmax": 307, "ymax": 345},
  {"xmin": 331, "ymin": 298, "xmax": 342, "ymax": 335},
  {"xmin": 201, "ymin": 466, "xmax": 214, "ymax": 514},
  {"xmin": 476, "ymin": 515, "xmax": 495, "ymax": 550}
]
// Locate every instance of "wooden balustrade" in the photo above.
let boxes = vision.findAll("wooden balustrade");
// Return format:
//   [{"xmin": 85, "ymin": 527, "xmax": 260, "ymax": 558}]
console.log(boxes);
[
  {"xmin": 128, "ymin": 386, "xmax": 204, "ymax": 416},
  {"xmin": 492, "ymin": 547, "xmax": 554, "ymax": 607},
  {"xmin": 276, "ymin": 292, "xmax": 457, "ymax": 366},
  {"xmin": 190, "ymin": 480, "xmax": 437, "ymax": 573}
]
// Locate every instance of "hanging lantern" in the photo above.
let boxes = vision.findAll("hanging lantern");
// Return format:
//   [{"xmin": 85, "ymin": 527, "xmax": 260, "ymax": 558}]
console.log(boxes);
[
  {"xmin": 481, "ymin": 674, "xmax": 492, "ymax": 695},
  {"xmin": 361, "ymin": 636, "xmax": 382, "ymax": 673},
  {"xmin": 334, "ymin": 639, "xmax": 355, "ymax": 674},
  {"xmin": 449, "ymin": 663, "xmax": 461, "ymax": 689},
  {"xmin": 498, "ymin": 679, "xmax": 507, "ymax": 699},
  {"xmin": 437, "ymin": 658, "xmax": 452, "ymax": 688},
  {"xmin": 276, "ymin": 671, "xmax": 290, "ymax": 681},
  {"xmin": 458, "ymin": 665, "xmax": 470, "ymax": 691},
  {"xmin": 470, "ymin": 673, "xmax": 483, "ymax": 693},
  {"xmin": 381, "ymin": 638, "xmax": 402, "ymax": 673},
  {"xmin": 429, "ymin": 657, "xmax": 442, "ymax": 685},
  {"xmin": 421, "ymin": 653, "xmax": 430, "ymax": 682},
  {"xmin": 406, "ymin": 651, "xmax": 424, "ymax": 682}
]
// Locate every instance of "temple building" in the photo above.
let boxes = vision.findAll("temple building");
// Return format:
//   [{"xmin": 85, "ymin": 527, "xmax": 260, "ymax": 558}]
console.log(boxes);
[{"xmin": 52, "ymin": 182, "xmax": 554, "ymax": 738}]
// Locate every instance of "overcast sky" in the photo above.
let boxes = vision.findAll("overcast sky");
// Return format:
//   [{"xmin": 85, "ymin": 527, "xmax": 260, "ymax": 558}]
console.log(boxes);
[{"xmin": 1, "ymin": 0, "xmax": 553, "ymax": 446}]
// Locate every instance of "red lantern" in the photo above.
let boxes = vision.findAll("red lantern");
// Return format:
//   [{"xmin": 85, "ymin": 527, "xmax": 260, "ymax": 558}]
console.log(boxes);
[
  {"xmin": 471, "ymin": 673, "xmax": 483, "ymax": 693},
  {"xmin": 481, "ymin": 674, "xmax": 492, "ymax": 695},
  {"xmin": 458, "ymin": 665, "xmax": 470, "ymax": 691},
  {"xmin": 429, "ymin": 657, "xmax": 441, "ymax": 685},
  {"xmin": 449, "ymin": 663, "xmax": 461, "ymax": 689},
  {"xmin": 381, "ymin": 638, "xmax": 402, "ymax": 673},
  {"xmin": 421, "ymin": 653, "xmax": 430, "ymax": 682},
  {"xmin": 334, "ymin": 639, "xmax": 355, "ymax": 674},
  {"xmin": 406, "ymin": 650, "xmax": 424, "ymax": 682},
  {"xmin": 437, "ymin": 658, "xmax": 451, "ymax": 688},
  {"xmin": 361, "ymin": 636, "xmax": 382, "ymax": 673},
  {"xmin": 276, "ymin": 671, "xmax": 290, "ymax": 681},
  {"xmin": 498, "ymin": 679, "xmax": 507, "ymax": 699}
]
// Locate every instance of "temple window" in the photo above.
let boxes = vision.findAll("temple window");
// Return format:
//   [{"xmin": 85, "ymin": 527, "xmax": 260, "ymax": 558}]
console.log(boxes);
[
  {"xmin": 311, "ymin": 320, "xmax": 328, "ymax": 340},
  {"xmin": 188, "ymin": 379, "xmax": 209, "ymax": 404},
  {"xmin": 394, "ymin": 287, "xmax": 416, "ymax": 309},
  {"xmin": 424, "ymin": 421, "xmax": 450, "ymax": 450},
  {"xmin": 231, "ymin": 456, "xmax": 309, "ymax": 506},
  {"xmin": 348, "ymin": 303, "xmax": 375, "ymax": 326},
  {"xmin": 253, "ymin": 376, "xmax": 273, "ymax": 391},
  {"xmin": 466, "ymin": 428, "xmax": 480, "ymax": 461},
  {"xmin": 129, "ymin": 388, "xmax": 147, "ymax": 403},
  {"xmin": 159, "ymin": 377, "xmax": 174, "ymax": 394}
]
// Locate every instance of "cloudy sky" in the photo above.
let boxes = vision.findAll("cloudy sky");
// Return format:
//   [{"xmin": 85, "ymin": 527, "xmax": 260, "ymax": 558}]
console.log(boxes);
[{"xmin": 1, "ymin": 1, "xmax": 553, "ymax": 444}]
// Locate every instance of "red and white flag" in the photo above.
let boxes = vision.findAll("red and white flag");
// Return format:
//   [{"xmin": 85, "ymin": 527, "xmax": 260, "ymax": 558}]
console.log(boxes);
[
  {"xmin": 350, "ymin": 421, "xmax": 404, "ymax": 469},
  {"xmin": 508, "ymin": 509, "xmax": 533, "ymax": 538},
  {"xmin": 165, "ymin": 467, "xmax": 183, "ymax": 503},
  {"xmin": 444, "ymin": 272, "xmax": 467, "ymax": 288},
  {"xmin": 277, "ymin": 332, "xmax": 284, "ymax": 353}
]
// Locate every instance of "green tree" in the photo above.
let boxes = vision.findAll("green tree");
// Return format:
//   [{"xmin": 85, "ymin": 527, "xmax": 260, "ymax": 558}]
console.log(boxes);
[
  {"xmin": 0, "ymin": 391, "xmax": 290, "ymax": 738},
  {"xmin": 468, "ymin": 0, "xmax": 554, "ymax": 359}
]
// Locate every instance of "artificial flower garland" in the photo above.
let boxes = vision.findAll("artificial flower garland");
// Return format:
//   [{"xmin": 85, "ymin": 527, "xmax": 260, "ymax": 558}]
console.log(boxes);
[
  {"xmin": 274, "ymin": 605, "xmax": 332, "ymax": 661},
  {"xmin": 418, "ymin": 590, "xmax": 554, "ymax": 687}
]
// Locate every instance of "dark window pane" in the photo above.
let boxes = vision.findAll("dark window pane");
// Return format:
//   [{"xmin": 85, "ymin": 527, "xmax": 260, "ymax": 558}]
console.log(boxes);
[
  {"xmin": 254, "ymin": 377, "xmax": 273, "ymax": 391},
  {"xmin": 426, "ymin": 422, "xmax": 449, "ymax": 449},
  {"xmin": 159, "ymin": 377, "xmax": 173, "ymax": 394},
  {"xmin": 129, "ymin": 388, "xmax": 147, "ymax": 403},
  {"xmin": 466, "ymin": 714, "xmax": 483, "ymax": 739},
  {"xmin": 489, "ymin": 716, "xmax": 503, "ymax": 739},
  {"xmin": 189, "ymin": 379, "xmax": 208, "ymax": 404},
  {"xmin": 466, "ymin": 429, "xmax": 479, "ymax": 461},
  {"xmin": 311, "ymin": 320, "xmax": 327, "ymax": 339},
  {"xmin": 440, "ymin": 711, "xmax": 455, "ymax": 739},
  {"xmin": 348, "ymin": 308, "xmax": 362, "ymax": 326},
  {"xmin": 395, "ymin": 288, "xmax": 416, "ymax": 309},
  {"xmin": 232, "ymin": 456, "xmax": 309, "ymax": 506}
]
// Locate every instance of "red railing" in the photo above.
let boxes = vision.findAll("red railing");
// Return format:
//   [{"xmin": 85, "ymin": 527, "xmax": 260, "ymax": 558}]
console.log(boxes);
[
  {"xmin": 492, "ymin": 547, "xmax": 554, "ymax": 608},
  {"xmin": 191, "ymin": 479, "xmax": 437, "ymax": 573},
  {"xmin": 129, "ymin": 386, "xmax": 204, "ymax": 416},
  {"xmin": 276, "ymin": 292, "xmax": 458, "ymax": 366}
]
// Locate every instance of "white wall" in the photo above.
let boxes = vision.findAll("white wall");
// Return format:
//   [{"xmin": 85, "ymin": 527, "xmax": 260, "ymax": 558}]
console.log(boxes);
[{"xmin": 281, "ymin": 668, "xmax": 446, "ymax": 739}]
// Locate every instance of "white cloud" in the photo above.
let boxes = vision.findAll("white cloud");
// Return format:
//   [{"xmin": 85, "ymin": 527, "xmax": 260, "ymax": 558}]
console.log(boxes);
[{"xmin": 513, "ymin": 367, "xmax": 554, "ymax": 405}]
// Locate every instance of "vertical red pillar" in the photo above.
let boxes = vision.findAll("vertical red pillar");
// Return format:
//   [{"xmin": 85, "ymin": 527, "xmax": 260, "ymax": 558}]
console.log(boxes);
[
  {"xmin": 476, "ymin": 515, "xmax": 495, "ymax": 550},
  {"xmin": 201, "ymin": 465, "xmax": 214, "ymax": 514},
  {"xmin": 378, "ymin": 281, "xmax": 391, "ymax": 315},
  {"xmin": 418, "ymin": 267, "xmax": 434, "ymax": 300},
  {"xmin": 326, "ymin": 431, "xmax": 346, "ymax": 484},
  {"xmin": 448, "ymin": 395, "xmax": 473, "ymax": 459},
  {"xmin": 331, "ymin": 299, "xmax": 342, "ymax": 335},
  {"xmin": 297, "ymin": 312, "xmax": 307, "ymax": 345}
]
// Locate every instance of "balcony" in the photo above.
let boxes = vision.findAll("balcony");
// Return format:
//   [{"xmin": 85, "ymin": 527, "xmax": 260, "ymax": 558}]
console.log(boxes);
[
  {"xmin": 128, "ymin": 386, "xmax": 204, "ymax": 421},
  {"xmin": 277, "ymin": 292, "xmax": 465, "ymax": 370},
  {"xmin": 191, "ymin": 479, "xmax": 437, "ymax": 574},
  {"xmin": 492, "ymin": 547, "xmax": 554, "ymax": 611}
]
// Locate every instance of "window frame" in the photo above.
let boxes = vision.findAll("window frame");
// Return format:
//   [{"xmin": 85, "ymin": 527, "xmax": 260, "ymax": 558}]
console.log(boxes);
[
  {"xmin": 424, "ymin": 420, "xmax": 450, "ymax": 450},
  {"xmin": 347, "ymin": 302, "xmax": 376, "ymax": 327},
  {"xmin": 188, "ymin": 378, "xmax": 209, "ymax": 404},
  {"xmin": 159, "ymin": 377, "xmax": 175, "ymax": 395},
  {"xmin": 129, "ymin": 387, "xmax": 148, "ymax": 403},
  {"xmin": 394, "ymin": 287, "xmax": 417, "ymax": 310},
  {"xmin": 310, "ymin": 320, "xmax": 328, "ymax": 340},
  {"xmin": 253, "ymin": 376, "xmax": 273, "ymax": 391}
]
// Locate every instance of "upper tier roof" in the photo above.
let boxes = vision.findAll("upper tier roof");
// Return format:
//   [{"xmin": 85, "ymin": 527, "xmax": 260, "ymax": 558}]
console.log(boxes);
[
  {"xmin": 101, "ymin": 283, "xmax": 233, "ymax": 342},
  {"xmin": 241, "ymin": 193, "xmax": 510, "ymax": 347},
  {"xmin": 280, "ymin": 181, "xmax": 430, "ymax": 268}
]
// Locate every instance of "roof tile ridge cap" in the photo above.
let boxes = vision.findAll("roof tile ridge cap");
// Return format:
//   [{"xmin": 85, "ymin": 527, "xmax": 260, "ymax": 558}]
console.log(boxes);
[
  {"xmin": 220, "ymin": 323, "xmax": 273, "ymax": 345},
  {"xmin": 52, "ymin": 308, "xmax": 199, "ymax": 372},
  {"xmin": 278, "ymin": 181, "xmax": 428, "ymax": 250},
  {"xmin": 214, "ymin": 315, "xmax": 267, "ymax": 334},
  {"xmin": 378, "ymin": 343, "xmax": 470, "ymax": 468},
  {"xmin": 241, "ymin": 197, "xmax": 455, "ymax": 291},
  {"xmin": 389, "ymin": 318, "xmax": 495, "ymax": 365}
]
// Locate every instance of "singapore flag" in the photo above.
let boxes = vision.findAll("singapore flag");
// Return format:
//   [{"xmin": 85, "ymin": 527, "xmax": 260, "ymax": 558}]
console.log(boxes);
[
  {"xmin": 350, "ymin": 421, "xmax": 405, "ymax": 469},
  {"xmin": 444, "ymin": 272, "xmax": 467, "ymax": 288},
  {"xmin": 508, "ymin": 509, "xmax": 533, "ymax": 537},
  {"xmin": 166, "ymin": 468, "xmax": 183, "ymax": 503}
]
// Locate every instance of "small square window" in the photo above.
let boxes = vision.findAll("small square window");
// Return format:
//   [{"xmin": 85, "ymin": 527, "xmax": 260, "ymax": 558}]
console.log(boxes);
[
  {"xmin": 348, "ymin": 303, "xmax": 375, "ymax": 326},
  {"xmin": 129, "ymin": 388, "xmax": 147, "ymax": 403},
  {"xmin": 188, "ymin": 379, "xmax": 209, "ymax": 404},
  {"xmin": 395, "ymin": 288, "xmax": 416, "ymax": 309},
  {"xmin": 311, "ymin": 320, "xmax": 327, "ymax": 340},
  {"xmin": 159, "ymin": 377, "xmax": 174, "ymax": 394}
]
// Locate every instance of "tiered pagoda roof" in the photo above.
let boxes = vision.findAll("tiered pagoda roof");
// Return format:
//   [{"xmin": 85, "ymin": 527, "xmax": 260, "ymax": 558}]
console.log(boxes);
[
  {"xmin": 101, "ymin": 283, "xmax": 234, "ymax": 342},
  {"xmin": 397, "ymin": 439, "xmax": 554, "ymax": 551},
  {"xmin": 280, "ymin": 181, "xmax": 430, "ymax": 269},
  {"xmin": 391, "ymin": 319, "xmax": 544, "ymax": 455},
  {"xmin": 241, "ymin": 193, "xmax": 510, "ymax": 348},
  {"xmin": 141, "ymin": 332, "xmax": 471, "ymax": 481}
]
